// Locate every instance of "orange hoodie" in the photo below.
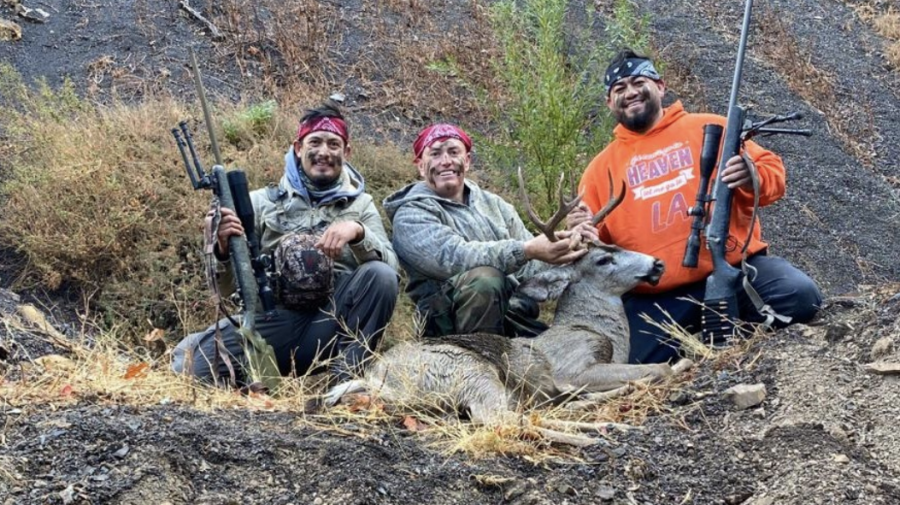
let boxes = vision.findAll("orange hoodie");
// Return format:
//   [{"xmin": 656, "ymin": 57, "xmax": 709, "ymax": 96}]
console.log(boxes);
[{"xmin": 580, "ymin": 101, "xmax": 786, "ymax": 293}]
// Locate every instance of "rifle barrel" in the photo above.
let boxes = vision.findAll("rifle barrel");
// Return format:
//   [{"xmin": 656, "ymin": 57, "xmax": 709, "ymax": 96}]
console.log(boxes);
[
  {"xmin": 189, "ymin": 47, "xmax": 223, "ymax": 167},
  {"xmin": 727, "ymin": 0, "xmax": 754, "ymax": 112}
]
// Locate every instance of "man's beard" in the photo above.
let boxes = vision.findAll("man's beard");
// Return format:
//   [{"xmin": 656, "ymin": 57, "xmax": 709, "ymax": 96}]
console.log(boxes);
[
  {"xmin": 303, "ymin": 151, "xmax": 343, "ymax": 187},
  {"xmin": 614, "ymin": 90, "xmax": 661, "ymax": 133}
]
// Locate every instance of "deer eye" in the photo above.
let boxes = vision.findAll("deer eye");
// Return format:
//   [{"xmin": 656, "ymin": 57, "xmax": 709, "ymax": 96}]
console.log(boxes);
[{"xmin": 595, "ymin": 255, "xmax": 613, "ymax": 266}]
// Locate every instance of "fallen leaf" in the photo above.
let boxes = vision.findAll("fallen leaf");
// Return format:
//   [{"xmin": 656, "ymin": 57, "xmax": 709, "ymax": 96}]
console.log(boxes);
[
  {"xmin": 344, "ymin": 393, "xmax": 373, "ymax": 412},
  {"xmin": 124, "ymin": 362, "xmax": 150, "ymax": 379},
  {"xmin": 144, "ymin": 328, "xmax": 165, "ymax": 342},
  {"xmin": 402, "ymin": 415, "xmax": 428, "ymax": 432},
  {"xmin": 60, "ymin": 384, "xmax": 74, "ymax": 397}
]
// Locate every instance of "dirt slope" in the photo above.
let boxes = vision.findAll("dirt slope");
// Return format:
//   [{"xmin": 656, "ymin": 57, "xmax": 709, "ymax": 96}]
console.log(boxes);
[{"xmin": 2, "ymin": 1, "xmax": 900, "ymax": 504}]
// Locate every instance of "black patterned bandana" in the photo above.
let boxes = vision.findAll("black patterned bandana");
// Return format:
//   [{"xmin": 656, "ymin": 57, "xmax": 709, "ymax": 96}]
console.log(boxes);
[{"xmin": 604, "ymin": 58, "xmax": 661, "ymax": 95}]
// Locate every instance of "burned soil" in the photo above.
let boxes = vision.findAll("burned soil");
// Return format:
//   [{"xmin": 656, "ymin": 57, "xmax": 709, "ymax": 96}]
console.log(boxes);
[{"xmin": 2, "ymin": 1, "xmax": 900, "ymax": 504}]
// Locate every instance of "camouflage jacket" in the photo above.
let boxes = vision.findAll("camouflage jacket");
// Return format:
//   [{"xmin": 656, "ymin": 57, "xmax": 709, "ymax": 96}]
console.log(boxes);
[
  {"xmin": 217, "ymin": 161, "xmax": 398, "ymax": 297},
  {"xmin": 384, "ymin": 179, "xmax": 545, "ymax": 305}
]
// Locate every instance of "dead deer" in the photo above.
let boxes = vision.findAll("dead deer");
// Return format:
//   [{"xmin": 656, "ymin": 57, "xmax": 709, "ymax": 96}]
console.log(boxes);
[{"xmin": 325, "ymin": 170, "xmax": 677, "ymax": 425}]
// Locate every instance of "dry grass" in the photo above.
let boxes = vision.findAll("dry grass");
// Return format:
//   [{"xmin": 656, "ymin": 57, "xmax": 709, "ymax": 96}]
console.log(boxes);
[
  {"xmin": 875, "ymin": 11, "xmax": 900, "ymax": 68},
  {"xmin": 844, "ymin": 3, "xmax": 900, "ymax": 69},
  {"xmin": 0, "ymin": 65, "xmax": 419, "ymax": 345},
  {"xmin": 1, "ymin": 296, "xmax": 700, "ymax": 460}
]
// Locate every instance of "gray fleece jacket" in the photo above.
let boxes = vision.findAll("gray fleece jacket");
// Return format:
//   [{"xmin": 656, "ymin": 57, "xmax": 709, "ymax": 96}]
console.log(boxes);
[{"xmin": 383, "ymin": 179, "xmax": 544, "ymax": 304}]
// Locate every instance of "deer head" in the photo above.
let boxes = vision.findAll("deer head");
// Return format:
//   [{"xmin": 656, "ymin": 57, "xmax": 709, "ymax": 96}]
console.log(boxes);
[{"xmin": 516, "ymin": 169, "xmax": 665, "ymax": 301}]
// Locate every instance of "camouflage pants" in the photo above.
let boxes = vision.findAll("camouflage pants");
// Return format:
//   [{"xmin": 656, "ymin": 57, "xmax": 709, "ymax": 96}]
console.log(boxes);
[{"xmin": 420, "ymin": 266, "xmax": 547, "ymax": 338}]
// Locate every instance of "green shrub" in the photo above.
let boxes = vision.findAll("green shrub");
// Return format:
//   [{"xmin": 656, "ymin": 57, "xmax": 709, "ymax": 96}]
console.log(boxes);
[
  {"xmin": 222, "ymin": 99, "xmax": 279, "ymax": 148},
  {"xmin": 478, "ymin": 0, "xmax": 651, "ymax": 216}
]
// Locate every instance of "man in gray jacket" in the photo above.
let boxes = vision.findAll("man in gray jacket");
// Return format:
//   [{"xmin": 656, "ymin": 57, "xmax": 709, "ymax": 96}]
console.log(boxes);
[
  {"xmin": 384, "ymin": 123, "xmax": 589, "ymax": 338},
  {"xmin": 173, "ymin": 102, "xmax": 399, "ymax": 383}
]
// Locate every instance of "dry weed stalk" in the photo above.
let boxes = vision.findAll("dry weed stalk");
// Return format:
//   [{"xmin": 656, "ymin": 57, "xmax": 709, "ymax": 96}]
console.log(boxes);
[{"xmin": 1, "ymin": 297, "xmax": 696, "ymax": 461}]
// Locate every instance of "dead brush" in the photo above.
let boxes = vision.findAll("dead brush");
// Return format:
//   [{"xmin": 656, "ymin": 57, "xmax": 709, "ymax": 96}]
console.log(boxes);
[
  {"xmin": 208, "ymin": 0, "xmax": 496, "ymax": 126},
  {"xmin": 0, "ymin": 297, "xmax": 695, "ymax": 460},
  {"xmin": 0, "ymin": 66, "xmax": 421, "ymax": 345},
  {"xmin": 874, "ymin": 10, "xmax": 900, "ymax": 68},
  {"xmin": 842, "ymin": 4, "xmax": 900, "ymax": 69}
]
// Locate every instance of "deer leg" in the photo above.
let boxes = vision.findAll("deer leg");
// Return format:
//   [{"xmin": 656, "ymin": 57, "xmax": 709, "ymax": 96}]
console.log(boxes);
[{"xmin": 568, "ymin": 363, "xmax": 673, "ymax": 392}]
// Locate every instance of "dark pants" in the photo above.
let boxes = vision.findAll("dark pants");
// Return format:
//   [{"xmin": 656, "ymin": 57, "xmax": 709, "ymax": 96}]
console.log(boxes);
[
  {"xmin": 172, "ymin": 261, "xmax": 399, "ymax": 382},
  {"xmin": 420, "ymin": 266, "xmax": 548, "ymax": 338},
  {"xmin": 625, "ymin": 254, "xmax": 822, "ymax": 364}
]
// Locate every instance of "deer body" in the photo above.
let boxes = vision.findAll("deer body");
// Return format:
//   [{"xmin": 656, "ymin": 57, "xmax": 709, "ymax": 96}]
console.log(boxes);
[
  {"xmin": 325, "ymin": 170, "xmax": 672, "ymax": 424},
  {"xmin": 326, "ymin": 245, "xmax": 672, "ymax": 424}
]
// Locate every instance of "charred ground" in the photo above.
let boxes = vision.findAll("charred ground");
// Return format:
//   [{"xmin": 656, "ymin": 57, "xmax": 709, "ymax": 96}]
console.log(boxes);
[{"xmin": 2, "ymin": 1, "xmax": 900, "ymax": 504}]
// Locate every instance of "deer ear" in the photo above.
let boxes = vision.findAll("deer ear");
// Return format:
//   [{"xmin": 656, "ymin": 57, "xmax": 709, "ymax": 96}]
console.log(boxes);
[{"xmin": 518, "ymin": 266, "xmax": 578, "ymax": 302}]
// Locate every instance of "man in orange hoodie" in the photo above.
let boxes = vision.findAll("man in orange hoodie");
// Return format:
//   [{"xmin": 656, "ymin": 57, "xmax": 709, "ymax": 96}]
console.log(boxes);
[{"xmin": 568, "ymin": 49, "xmax": 822, "ymax": 364}]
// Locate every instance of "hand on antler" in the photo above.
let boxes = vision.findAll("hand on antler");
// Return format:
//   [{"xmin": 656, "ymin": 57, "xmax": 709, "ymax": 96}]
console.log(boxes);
[
  {"xmin": 572, "ymin": 221, "xmax": 600, "ymax": 246},
  {"xmin": 565, "ymin": 202, "xmax": 592, "ymax": 230},
  {"xmin": 524, "ymin": 231, "xmax": 588, "ymax": 265}
]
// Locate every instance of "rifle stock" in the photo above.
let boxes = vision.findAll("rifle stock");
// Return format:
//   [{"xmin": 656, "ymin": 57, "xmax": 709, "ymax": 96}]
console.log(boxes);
[
  {"xmin": 700, "ymin": 0, "xmax": 754, "ymax": 342},
  {"xmin": 702, "ymin": 108, "xmax": 746, "ymax": 342}
]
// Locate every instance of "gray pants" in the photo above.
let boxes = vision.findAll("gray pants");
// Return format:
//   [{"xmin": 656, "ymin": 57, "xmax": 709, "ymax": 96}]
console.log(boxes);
[
  {"xmin": 172, "ymin": 261, "xmax": 399, "ymax": 383},
  {"xmin": 624, "ymin": 254, "xmax": 822, "ymax": 364}
]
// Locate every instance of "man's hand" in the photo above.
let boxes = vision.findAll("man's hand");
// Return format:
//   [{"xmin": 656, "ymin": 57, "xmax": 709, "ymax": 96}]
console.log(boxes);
[
  {"xmin": 566, "ymin": 202, "xmax": 592, "ymax": 230},
  {"xmin": 720, "ymin": 154, "xmax": 752, "ymax": 190},
  {"xmin": 524, "ymin": 230, "xmax": 589, "ymax": 265},
  {"xmin": 316, "ymin": 221, "xmax": 364, "ymax": 259},
  {"xmin": 208, "ymin": 207, "xmax": 244, "ymax": 257},
  {"xmin": 572, "ymin": 222, "xmax": 600, "ymax": 245}
]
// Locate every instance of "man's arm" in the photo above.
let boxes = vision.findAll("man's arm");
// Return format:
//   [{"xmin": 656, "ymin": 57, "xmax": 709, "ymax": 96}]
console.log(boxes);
[
  {"xmin": 733, "ymin": 140, "xmax": 786, "ymax": 207},
  {"xmin": 393, "ymin": 201, "xmax": 583, "ymax": 281},
  {"xmin": 393, "ymin": 203, "xmax": 530, "ymax": 280},
  {"xmin": 348, "ymin": 197, "xmax": 400, "ymax": 270}
]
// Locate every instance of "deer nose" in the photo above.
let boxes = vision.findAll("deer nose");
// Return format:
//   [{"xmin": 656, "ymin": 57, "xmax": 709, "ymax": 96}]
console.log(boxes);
[{"xmin": 652, "ymin": 259, "xmax": 665, "ymax": 275}]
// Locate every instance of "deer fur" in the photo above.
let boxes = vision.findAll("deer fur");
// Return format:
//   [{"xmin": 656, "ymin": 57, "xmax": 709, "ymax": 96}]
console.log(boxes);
[{"xmin": 325, "ymin": 242, "xmax": 674, "ymax": 425}]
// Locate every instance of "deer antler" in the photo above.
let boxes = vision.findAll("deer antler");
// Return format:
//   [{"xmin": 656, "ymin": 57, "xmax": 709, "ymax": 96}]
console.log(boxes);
[
  {"xmin": 517, "ymin": 167, "xmax": 583, "ymax": 242},
  {"xmin": 591, "ymin": 170, "xmax": 626, "ymax": 226}
]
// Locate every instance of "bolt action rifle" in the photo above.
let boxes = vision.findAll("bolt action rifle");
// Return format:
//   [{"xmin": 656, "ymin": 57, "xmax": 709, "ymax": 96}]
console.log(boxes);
[
  {"xmin": 682, "ymin": 0, "xmax": 811, "ymax": 343},
  {"xmin": 171, "ymin": 48, "xmax": 281, "ymax": 393}
]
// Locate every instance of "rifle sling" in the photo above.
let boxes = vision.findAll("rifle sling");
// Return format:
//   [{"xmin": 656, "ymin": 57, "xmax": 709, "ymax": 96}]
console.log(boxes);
[
  {"xmin": 737, "ymin": 152, "xmax": 792, "ymax": 328},
  {"xmin": 204, "ymin": 199, "xmax": 238, "ymax": 385}
]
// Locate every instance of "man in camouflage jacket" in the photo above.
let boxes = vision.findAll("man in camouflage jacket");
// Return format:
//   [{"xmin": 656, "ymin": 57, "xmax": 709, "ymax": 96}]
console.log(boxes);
[
  {"xmin": 173, "ymin": 102, "xmax": 399, "ymax": 383},
  {"xmin": 384, "ymin": 124, "xmax": 589, "ymax": 338}
]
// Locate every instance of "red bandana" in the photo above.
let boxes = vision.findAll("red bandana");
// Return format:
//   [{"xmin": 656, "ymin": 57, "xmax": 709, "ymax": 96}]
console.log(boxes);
[
  {"xmin": 413, "ymin": 124, "xmax": 472, "ymax": 161},
  {"xmin": 296, "ymin": 116, "xmax": 349, "ymax": 144}
]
